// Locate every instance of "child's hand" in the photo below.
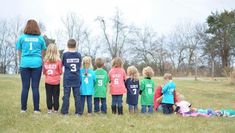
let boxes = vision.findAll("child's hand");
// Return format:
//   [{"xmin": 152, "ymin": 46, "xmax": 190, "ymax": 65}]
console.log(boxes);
[{"xmin": 157, "ymin": 96, "xmax": 162, "ymax": 103}]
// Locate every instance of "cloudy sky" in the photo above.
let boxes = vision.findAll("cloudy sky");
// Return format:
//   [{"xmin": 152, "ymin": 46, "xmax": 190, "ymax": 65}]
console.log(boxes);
[{"xmin": 0, "ymin": 0, "xmax": 235, "ymax": 36}]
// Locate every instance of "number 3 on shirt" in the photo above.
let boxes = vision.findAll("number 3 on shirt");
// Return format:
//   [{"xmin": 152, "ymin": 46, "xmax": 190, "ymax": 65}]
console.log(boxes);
[{"xmin": 70, "ymin": 64, "xmax": 76, "ymax": 72}]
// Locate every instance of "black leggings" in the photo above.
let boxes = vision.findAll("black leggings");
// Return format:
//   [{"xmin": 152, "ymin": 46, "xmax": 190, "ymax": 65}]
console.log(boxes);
[{"xmin": 45, "ymin": 83, "xmax": 60, "ymax": 111}]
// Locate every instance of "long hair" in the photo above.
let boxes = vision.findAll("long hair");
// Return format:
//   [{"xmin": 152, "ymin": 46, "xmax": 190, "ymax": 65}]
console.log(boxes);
[
  {"xmin": 44, "ymin": 43, "xmax": 60, "ymax": 63},
  {"xmin": 127, "ymin": 65, "xmax": 139, "ymax": 80},
  {"xmin": 111, "ymin": 57, "xmax": 123, "ymax": 68},
  {"xmin": 82, "ymin": 56, "xmax": 93, "ymax": 69},
  {"xmin": 23, "ymin": 19, "xmax": 41, "ymax": 35}
]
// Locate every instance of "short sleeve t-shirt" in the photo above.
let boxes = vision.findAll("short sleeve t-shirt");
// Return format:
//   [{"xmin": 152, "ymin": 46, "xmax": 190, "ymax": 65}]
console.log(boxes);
[
  {"xmin": 125, "ymin": 78, "xmax": 139, "ymax": 105},
  {"xmin": 140, "ymin": 78, "xmax": 155, "ymax": 105},
  {"xmin": 16, "ymin": 34, "xmax": 46, "ymax": 68},
  {"xmin": 94, "ymin": 68, "xmax": 109, "ymax": 98},
  {"xmin": 162, "ymin": 80, "xmax": 175, "ymax": 104},
  {"xmin": 62, "ymin": 51, "xmax": 81, "ymax": 87},
  {"xmin": 43, "ymin": 60, "xmax": 62, "ymax": 85},
  {"xmin": 80, "ymin": 68, "xmax": 96, "ymax": 95},
  {"xmin": 108, "ymin": 68, "xmax": 126, "ymax": 95}
]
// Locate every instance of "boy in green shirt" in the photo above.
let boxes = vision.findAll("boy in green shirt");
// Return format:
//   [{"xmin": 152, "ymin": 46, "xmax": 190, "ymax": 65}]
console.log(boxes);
[
  {"xmin": 94, "ymin": 58, "xmax": 109, "ymax": 114},
  {"xmin": 140, "ymin": 66, "xmax": 155, "ymax": 113}
]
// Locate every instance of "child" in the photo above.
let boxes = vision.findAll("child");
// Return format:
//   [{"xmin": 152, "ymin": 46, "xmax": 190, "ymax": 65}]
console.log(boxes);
[
  {"xmin": 161, "ymin": 73, "xmax": 175, "ymax": 114},
  {"xmin": 80, "ymin": 56, "xmax": 96, "ymax": 115},
  {"xmin": 140, "ymin": 66, "xmax": 155, "ymax": 113},
  {"xmin": 154, "ymin": 85, "xmax": 179, "ymax": 112},
  {"xmin": 125, "ymin": 66, "xmax": 140, "ymax": 113},
  {"xmin": 94, "ymin": 58, "xmax": 109, "ymax": 114},
  {"xmin": 43, "ymin": 43, "xmax": 62, "ymax": 114},
  {"xmin": 61, "ymin": 39, "xmax": 82, "ymax": 115},
  {"xmin": 109, "ymin": 57, "xmax": 126, "ymax": 115}
]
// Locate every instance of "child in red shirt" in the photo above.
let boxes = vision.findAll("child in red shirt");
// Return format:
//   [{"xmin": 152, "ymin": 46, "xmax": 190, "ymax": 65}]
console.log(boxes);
[
  {"xmin": 43, "ymin": 44, "xmax": 62, "ymax": 113},
  {"xmin": 109, "ymin": 57, "xmax": 126, "ymax": 115}
]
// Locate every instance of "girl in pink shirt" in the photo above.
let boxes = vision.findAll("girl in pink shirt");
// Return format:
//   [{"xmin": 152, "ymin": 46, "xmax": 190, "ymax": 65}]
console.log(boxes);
[
  {"xmin": 43, "ymin": 44, "xmax": 62, "ymax": 113},
  {"xmin": 109, "ymin": 57, "xmax": 126, "ymax": 115}
]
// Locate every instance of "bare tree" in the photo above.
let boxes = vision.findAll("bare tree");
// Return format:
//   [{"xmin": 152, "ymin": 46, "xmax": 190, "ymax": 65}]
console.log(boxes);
[
  {"xmin": 9, "ymin": 17, "xmax": 23, "ymax": 74},
  {"xmin": 61, "ymin": 12, "xmax": 87, "ymax": 53},
  {"xmin": 96, "ymin": 9, "xmax": 133, "ymax": 59},
  {"xmin": 0, "ymin": 19, "xmax": 16, "ymax": 74}
]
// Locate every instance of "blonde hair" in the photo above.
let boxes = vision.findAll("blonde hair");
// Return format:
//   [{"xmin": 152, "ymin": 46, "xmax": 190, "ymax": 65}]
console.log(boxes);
[
  {"xmin": 111, "ymin": 57, "xmax": 123, "ymax": 68},
  {"xmin": 82, "ymin": 56, "xmax": 93, "ymax": 69},
  {"xmin": 44, "ymin": 43, "xmax": 60, "ymax": 63},
  {"xmin": 163, "ymin": 73, "xmax": 173, "ymax": 80},
  {"xmin": 127, "ymin": 66, "xmax": 139, "ymax": 80},
  {"xmin": 142, "ymin": 66, "xmax": 154, "ymax": 77}
]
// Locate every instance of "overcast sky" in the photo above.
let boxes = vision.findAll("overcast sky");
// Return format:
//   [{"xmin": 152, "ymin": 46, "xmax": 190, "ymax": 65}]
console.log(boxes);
[{"xmin": 0, "ymin": 0, "xmax": 235, "ymax": 36}]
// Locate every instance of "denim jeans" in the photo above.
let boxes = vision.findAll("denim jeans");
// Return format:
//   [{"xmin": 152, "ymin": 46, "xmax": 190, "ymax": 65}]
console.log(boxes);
[
  {"xmin": 61, "ymin": 87, "xmax": 81, "ymax": 114},
  {"xmin": 162, "ymin": 103, "xmax": 174, "ymax": 114},
  {"xmin": 112, "ymin": 95, "xmax": 123, "ymax": 107},
  {"xmin": 94, "ymin": 98, "xmax": 107, "ymax": 113},
  {"xmin": 20, "ymin": 67, "xmax": 42, "ymax": 111},
  {"xmin": 141, "ymin": 105, "xmax": 153, "ymax": 113},
  {"xmin": 81, "ymin": 95, "xmax": 92, "ymax": 114},
  {"xmin": 128, "ymin": 104, "xmax": 138, "ymax": 111}
]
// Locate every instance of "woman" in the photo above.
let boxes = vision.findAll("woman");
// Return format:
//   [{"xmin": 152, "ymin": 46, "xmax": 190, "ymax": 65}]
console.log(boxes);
[{"xmin": 16, "ymin": 19, "xmax": 47, "ymax": 113}]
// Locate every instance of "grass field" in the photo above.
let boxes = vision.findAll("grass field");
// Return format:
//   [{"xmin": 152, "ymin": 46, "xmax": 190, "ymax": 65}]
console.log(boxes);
[{"xmin": 0, "ymin": 74, "xmax": 235, "ymax": 133}]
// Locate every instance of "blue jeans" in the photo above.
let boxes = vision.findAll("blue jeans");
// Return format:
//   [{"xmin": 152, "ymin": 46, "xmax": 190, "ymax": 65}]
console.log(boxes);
[
  {"xmin": 81, "ymin": 95, "xmax": 92, "ymax": 114},
  {"xmin": 162, "ymin": 103, "xmax": 174, "ymax": 114},
  {"xmin": 141, "ymin": 105, "xmax": 153, "ymax": 113},
  {"xmin": 20, "ymin": 67, "xmax": 42, "ymax": 111},
  {"xmin": 61, "ymin": 87, "xmax": 81, "ymax": 114},
  {"xmin": 112, "ymin": 95, "xmax": 123, "ymax": 107},
  {"xmin": 129, "ymin": 104, "xmax": 138, "ymax": 111},
  {"xmin": 94, "ymin": 98, "xmax": 107, "ymax": 113}
]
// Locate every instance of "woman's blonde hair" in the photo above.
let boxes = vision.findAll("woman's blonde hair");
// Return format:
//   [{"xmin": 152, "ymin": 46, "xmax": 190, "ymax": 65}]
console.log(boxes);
[
  {"xmin": 142, "ymin": 66, "xmax": 154, "ymax": 77},
  {"xmin": 44, "ymin": 43, "xmax": 60, "ymax": 63},
  {"xmin": 111, "ymin": 57, "xmax": 123, "ymax": 68},
  {"xmin": 127, "ymin": 66, "xmax": 139, "ymax": 80},
  {"xmin": 82, "ymin": 56, "xmax": 93, "ymax": 69}
]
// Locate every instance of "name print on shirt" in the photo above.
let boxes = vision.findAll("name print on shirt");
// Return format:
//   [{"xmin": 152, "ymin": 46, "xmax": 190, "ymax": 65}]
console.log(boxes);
[
  {"xmin": 24, "ymin": 38, "xmax": 39, "ymax": 42},
  {"xmin": 146, "ymin": 84, "xmax": 153, "ymax": 95},
  {"xmin": 66, "ymin": 58, "xmax": 80, "ymax": 63}
]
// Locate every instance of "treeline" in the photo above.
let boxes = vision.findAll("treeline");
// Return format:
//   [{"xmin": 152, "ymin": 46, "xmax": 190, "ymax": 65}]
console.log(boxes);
[{"xmin": 0, "ymin": 9, "xmax": 235, "ymax": 77}]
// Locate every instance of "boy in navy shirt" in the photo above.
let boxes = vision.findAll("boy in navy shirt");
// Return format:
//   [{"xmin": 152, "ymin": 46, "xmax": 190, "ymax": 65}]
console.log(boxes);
[
  {"xmin": 125, "ymin": 66, "xmax": 140, "ymax": 113},
  {"xmin": 61, "ymin": 39, "xmax": 82, "ymax": 115}
]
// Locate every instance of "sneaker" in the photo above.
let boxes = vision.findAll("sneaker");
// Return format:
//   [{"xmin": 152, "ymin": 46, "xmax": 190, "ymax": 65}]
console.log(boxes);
[
  {"xmin": 87, "ymin": 113, "xmax": 92, "ymax": 116},
  {"xmin": 48, "ymin": 110, "xmax": 52, "ymax": 114},
  {"xmin": 34, "ymin": 110, "xmax": 41, "ymax": 114},
  {"xmin": 20, "ymin": 110, "xmax": 26, "ymax": 113},
  {"xmin": 53, "ymin": 110, "xmax": 58, "ymax": 113}
]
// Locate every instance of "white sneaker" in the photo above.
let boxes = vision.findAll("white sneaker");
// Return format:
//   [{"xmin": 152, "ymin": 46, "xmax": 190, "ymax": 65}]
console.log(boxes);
[
  {"xmin": 48, "ymin": 110, "xmax": 52, "ymax": 114},
  {"xmin": 20, "ymin": 110, "xmax": 26, "ymax": 113},
  {"xmin": 53, "ymin": 110, "xmax": 58, "ymax": 113},
  {"xmin": 34, "ymin": 110, "xmax": 41, "ymax": 114}
]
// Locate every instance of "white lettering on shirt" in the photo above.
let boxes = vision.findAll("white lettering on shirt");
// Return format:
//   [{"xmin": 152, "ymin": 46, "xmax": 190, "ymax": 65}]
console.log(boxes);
[{"xmin": 66, "ymin": 58, "xmax": 80, "ymax": 63}]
